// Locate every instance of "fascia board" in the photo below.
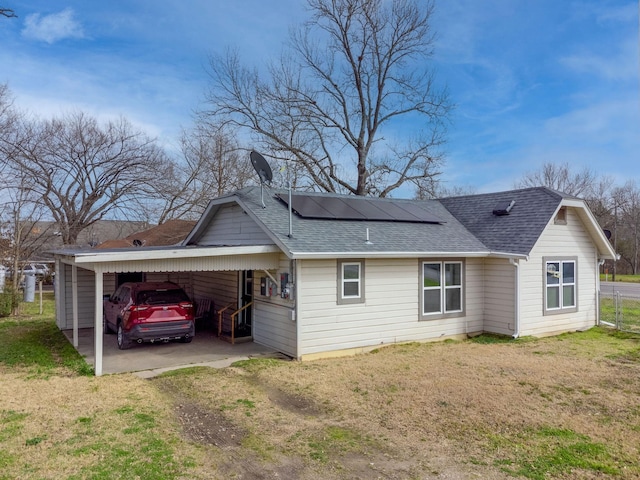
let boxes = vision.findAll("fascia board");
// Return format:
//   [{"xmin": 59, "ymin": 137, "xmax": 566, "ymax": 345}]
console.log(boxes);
[
  {"xmin": 288, "ymin": 250, "xmax": 493, "ymax": 259},
  {"xmin": 560, "ymin": 200, "xmax": 617, "ymax": 259},
  {"xmin": 70, "ymin": 245, "xmax": 281, "ymax": 264}
]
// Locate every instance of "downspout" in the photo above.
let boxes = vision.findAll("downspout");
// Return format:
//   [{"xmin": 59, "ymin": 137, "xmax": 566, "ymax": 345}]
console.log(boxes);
[
  {"xmin": 509, "ymin": 258, "xmax": 521, "ymax": 338},
  {"xmin": 597, "ymin": 258, "xmax": 605, "ymax": 326}
]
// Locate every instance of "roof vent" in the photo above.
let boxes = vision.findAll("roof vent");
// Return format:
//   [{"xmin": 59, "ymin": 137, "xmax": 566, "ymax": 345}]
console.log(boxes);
[{"xmin": 493, "ymin": 200, "xmax": 515, "ymax": 216}]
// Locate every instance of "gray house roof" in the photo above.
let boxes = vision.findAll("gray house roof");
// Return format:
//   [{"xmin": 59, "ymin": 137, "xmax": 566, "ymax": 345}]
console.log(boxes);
[
  {"xmin": 187, "ymin": 187, "xmax": 488, "ymax": 258},
  {"xmin": 185, "ymin": 185, "xmax": 615, "ymax": 261},
  {"xmin": 439, "ymin": 187, "xmax": 569, "ymax": 256}
]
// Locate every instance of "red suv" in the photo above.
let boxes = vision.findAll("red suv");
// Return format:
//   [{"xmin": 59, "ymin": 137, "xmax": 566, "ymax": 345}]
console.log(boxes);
[{"xmin": 103, "ymin": 282, "xmax": 195, "ymax": 349}]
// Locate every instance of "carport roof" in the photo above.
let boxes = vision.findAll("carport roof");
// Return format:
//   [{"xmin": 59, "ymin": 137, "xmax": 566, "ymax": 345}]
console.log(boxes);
[{"xmin": 54, "ymin": 244, "xmax": 282, "ymax": 273}]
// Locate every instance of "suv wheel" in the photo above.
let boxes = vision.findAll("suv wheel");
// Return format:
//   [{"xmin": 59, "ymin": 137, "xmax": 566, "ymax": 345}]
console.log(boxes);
[
  {"xmin": 117, "ymin": 323, "xmax": 131, "ymax": 350},
  {"xmin": 181, "ymin": 334, "xmax": 193, "ymax": 343}
]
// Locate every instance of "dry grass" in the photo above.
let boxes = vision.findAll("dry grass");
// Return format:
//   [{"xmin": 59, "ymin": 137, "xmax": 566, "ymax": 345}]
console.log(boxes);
[
  {"xmin": 1, "ymin": 321, "xmax": 639, "ymax": 479},
  {"xmin": 151, "ymin": 329, "xmax": 640, "ymax": 479}
]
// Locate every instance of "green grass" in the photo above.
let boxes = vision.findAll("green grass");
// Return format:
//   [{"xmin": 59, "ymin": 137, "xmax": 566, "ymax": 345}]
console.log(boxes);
[
  {"xmin": 600, "ymin": 274, "xmax": 640, "ymax": 283},
  {"xmin": 65, "ymin": 406, "xmax": 190, "ymax": 480},
  {"xmin": 492, "ymin": 426, "xmax": 619, "ymax": 479},
  {"xmin": 0, "ymin": 293, "xmax": 92, "ymax": 376}
]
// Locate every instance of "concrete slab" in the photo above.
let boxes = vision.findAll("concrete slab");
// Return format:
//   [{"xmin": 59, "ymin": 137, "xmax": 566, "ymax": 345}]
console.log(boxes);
[{"xmin": 63, "ymin": 327, "xmax": 279, "ymax": 377}]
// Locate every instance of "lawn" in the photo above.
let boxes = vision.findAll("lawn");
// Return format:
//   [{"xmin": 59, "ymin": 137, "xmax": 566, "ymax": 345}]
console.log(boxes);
[{"xmin": 1, "ymin": 294, "xmax": 639, "ymax": 479}]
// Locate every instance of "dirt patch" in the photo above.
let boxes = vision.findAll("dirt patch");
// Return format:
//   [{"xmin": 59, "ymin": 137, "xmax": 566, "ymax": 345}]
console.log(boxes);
[{"xmin": 174, "ymin": 401, "xmax": 245, "ymax": 448}]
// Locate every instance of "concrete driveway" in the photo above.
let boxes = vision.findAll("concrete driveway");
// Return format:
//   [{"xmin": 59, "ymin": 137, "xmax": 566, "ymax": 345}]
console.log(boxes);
[{"xmin": 64, "ymin": 327, "xmax": 279, "ymax": 377}]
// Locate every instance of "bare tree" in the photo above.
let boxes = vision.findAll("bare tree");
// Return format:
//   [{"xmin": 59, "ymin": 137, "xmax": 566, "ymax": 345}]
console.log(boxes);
[
  {"xmin": 1, "ymin": 7, "xmax": 17, "ymax": 18},
  {"xmin": 514, "ymin": 162, "xmax": 597, "ymax": 197},
  {"xmin": 0, "ymin": 111, "xmax": 170, "ymax": 245},
  {"xmin": 153, "ymin": 125, "xmax": 254, "ymax": 223},
  {"xmin": 203, "ymin": 0, "xmax": 450, "ymax": 197},
  {"xmin": 613, "ymin": 181, "xmax": 640, "ymax": 275}
]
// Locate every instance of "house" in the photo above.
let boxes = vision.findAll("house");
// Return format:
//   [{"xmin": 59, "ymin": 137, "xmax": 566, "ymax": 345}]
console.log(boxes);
[
  {"xmin": 53, "ymin": 186, "xmax": 616, "ymax": 375},
  {"xmin": 96, "ymin": 219, "xmax": 197, "ymax": 249}
]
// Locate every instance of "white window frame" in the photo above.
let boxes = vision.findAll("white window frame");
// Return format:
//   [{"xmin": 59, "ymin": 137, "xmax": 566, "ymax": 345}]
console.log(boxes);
[
  {"xmin": 337, "ymin": 259, "xmax": 365, "ymax": 305},
  {"xmin": 420, "ymin": 259, "xmax": 464, "ymax": 319},
  {"xmin": 543, "ymin": 257, "xmax": 578, "ymax": 315}
]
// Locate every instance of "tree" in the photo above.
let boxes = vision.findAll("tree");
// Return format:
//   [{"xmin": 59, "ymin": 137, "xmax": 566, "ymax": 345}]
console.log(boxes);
[
  {"xmin": 203, "ymin": 0, "xmax": 450, "ymax": 197},
  {"xmin": 612, "ymin": 181, "xmax": 640, "ymax": 275},
  {"xmin": 153, "ymin": 125, "xmax": 254, "ymax": 223},
  {"xmin": 0, "ymin": 7, "xmax": 17, "ymax": 18},
  {"xmin": 0, "ymin": 111, "xmax": 170, "ymax": 245},
  {"xmin": 514, "ymin": 162, "xmax": 597, "ymax": 197}
]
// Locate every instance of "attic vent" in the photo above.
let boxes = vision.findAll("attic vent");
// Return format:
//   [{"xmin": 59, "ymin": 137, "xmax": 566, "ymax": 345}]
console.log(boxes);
[{"xmin": 493, "ymin": 200, "xmax": 515, "ymax": 216}]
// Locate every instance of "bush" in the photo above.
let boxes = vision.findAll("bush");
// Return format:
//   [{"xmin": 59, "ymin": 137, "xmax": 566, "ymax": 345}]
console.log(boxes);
[{"xmin": 0, "ymin": 285, "xmax": 20, "ymax": 317}]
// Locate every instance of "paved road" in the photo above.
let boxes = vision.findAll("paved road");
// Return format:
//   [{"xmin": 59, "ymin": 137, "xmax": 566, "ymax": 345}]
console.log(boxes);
[{"xmin": 601, "ymin": 281, "xmax": 640, "ymax": 299}]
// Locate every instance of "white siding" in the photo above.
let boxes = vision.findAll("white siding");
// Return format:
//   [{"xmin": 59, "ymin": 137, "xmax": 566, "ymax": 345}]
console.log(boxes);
[
  {"xmin": 520, "ymin": 207, "xmax": 598, "ymax": 336},
  {"xmin": 253, "ymin": 300, "xmax": 296, "ymax": 356},
  {"xmin": 297, "ymin": 258, "xmax": 483, "ymax": 356},
  {"xmin": 198, "ymin": 204, "xmax": 274, "ymax": 245},
  {"xmin": 252, "ymin": 254, "xmax": 296, "ymax": 355},
  {"xmin": 61, "ymin": 265, "xmax": 96, "ymax": 329},
  {"xmin": 483, "ymin": 258, "xmax": 517, "ymax": 336}
]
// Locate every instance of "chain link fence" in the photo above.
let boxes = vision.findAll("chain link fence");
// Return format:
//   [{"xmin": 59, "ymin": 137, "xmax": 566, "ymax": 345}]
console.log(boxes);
[{"xmin": 599, "ymin": 289, "xmax": 640, "ymax": 334}]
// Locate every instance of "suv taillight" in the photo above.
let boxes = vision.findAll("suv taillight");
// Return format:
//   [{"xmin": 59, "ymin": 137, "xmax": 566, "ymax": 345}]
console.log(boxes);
[{"xmin": 128, "ymin": 305, "xmax": 149, "ymax": 324}]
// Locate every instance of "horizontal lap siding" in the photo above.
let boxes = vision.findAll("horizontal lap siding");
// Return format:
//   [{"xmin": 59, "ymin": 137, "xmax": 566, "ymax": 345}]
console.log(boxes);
[
  {"xmin": 199, "ymin": 204, "xmax": 274, "ymax": 245},
  {"xmin": 520, "ymin": 208, "xmax": 598, "ymax": 336},
  {"xmin": 298, "ymin": 258, "xmax": 483, "ymax": 356},
  {"xmin": 483, "ymin": 259, "xmax": 516, "ymax": 336},
  {"xmin": 252, "ymin": 254, "xmax": 296, "ymax": 355},
  {"xmin": 253, "ymin": 300, "xmax": 296, "ymax": 356},
  {"xmin": 62, "ymin": 265, "xmax": 96, "ymax": 329}
]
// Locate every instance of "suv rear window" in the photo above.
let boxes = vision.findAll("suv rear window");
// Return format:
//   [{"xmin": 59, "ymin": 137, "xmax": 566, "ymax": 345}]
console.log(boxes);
[{"xmin": 136, "ymin": 289, "xmax": 190, "ymax": 305}]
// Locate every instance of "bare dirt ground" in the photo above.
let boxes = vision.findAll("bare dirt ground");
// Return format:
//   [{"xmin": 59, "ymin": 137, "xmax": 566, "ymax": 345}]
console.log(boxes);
[{"xmin": 152, "ymin": 329, "xmax": 640, "ymax": 479}]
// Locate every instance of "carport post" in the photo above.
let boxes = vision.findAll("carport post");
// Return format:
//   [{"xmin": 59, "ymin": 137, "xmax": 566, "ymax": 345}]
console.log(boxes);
[
  {"xmin": 94, "ymin": 272, "xmax": 103, "ymax": 376},
  {"xmin": 72, "ymin": 265, "xmax": 78, "ymax": 347}
]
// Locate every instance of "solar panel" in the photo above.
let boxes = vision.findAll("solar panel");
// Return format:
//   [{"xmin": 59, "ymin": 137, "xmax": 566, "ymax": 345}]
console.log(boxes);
[{"xmin": 276, "ymin": 193, "xmax": 443, "ymax": 224}]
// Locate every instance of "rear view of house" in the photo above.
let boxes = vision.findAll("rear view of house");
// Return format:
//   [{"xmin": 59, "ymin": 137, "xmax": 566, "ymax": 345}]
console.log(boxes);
[{"xmin": 54, "ymin": 186, "xmax": 615, "ymax": 374}]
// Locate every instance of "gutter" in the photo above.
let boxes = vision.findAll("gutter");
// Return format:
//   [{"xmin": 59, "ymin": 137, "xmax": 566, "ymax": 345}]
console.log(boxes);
[{"xmin": 509, "ymin": 258, "xmax": 521, "ymax": 338}]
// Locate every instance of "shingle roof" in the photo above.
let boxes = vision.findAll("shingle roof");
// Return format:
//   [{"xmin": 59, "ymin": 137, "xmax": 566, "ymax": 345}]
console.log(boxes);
[
  {"xmin": 214, "ymin": 187, "xmax": 489, "ymax": 257},
  {"xmin": 439, "ymin": 187, "xmax": 564, "ymax": 256},
  {"xmin": 97, "ymin": 219, "xmax": 197, "ymax": 249}
]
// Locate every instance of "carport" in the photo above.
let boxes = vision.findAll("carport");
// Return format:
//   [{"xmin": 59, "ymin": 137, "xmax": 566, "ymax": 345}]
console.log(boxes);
[
  {"xmin": 63, "ymin": 327, "xmax": 277, "ymax": 376},
  {"xmin": 54, "ymin": 245, "xmax": 282, "ymax": 375}
]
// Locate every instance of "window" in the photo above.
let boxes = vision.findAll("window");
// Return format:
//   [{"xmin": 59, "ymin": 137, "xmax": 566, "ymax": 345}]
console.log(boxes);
[
  {"xmin": 421, "ymin": 260, "xmax": 464, "ymax": 318},
  {"xmin": 544, "ymin": 257, "xmax": 577, "ymax": 314},
  {"xmin": 337, "ymin": 260, "xmax": 365, "ymax": 305}
]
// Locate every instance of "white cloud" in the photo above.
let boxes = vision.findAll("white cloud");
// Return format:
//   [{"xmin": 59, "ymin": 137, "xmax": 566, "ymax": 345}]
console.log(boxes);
[
  {"xmin": 22, "ymin": 8, "xmax": 84, "ymax": 44},
  {"xmin": 561, "ymin": 36, "xmax": 638, "ymax": 81}
]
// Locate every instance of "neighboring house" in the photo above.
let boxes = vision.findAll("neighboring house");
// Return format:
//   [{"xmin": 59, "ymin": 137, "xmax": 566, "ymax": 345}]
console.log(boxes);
[
  {"xmin": 96, "ymin": 219, "xmax": 197, "ymax": 249},
  {"xmin": 53, "ymin": 186, "xmax": 615, "ymax": 375}
]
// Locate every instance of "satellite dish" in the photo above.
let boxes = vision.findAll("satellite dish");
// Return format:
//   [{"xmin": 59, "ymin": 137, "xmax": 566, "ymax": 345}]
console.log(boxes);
[
  {"xmin": 250, "ymin": 151, "xmax": 273, "ymax": 184},
  {"xmin": 250, "ymin": 151, "xmax": 273, "ymax": 208}
]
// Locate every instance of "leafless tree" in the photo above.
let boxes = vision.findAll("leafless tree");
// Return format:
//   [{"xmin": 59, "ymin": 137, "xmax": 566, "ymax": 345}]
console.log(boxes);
[
  {"xmin": 0, "ymin": 111, "xmax": 170, "ymax": 245},
  {"xmin": 0, "ymin": 7, "xmax": 17, "ymax": 18},
  {"xmin": 514, "ymin": 162, "xmax": 597, "ymax": 197},
  {"xmin": 153, "ymin": 125, "xmax": 254, "ymax": 223},
  {"xmin": 612, "ymin": 181, "xmax": 640, "ymax": 275},
  {"xmin": 203, "ymin": 0, "xmax": 450, "ymax": 197}
]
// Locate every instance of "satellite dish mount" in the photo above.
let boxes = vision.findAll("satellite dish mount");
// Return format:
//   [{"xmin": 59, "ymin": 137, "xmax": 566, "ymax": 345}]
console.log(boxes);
[{"xmin": 250, "ymin": 151, "xmax": 273, "ymax": 208}]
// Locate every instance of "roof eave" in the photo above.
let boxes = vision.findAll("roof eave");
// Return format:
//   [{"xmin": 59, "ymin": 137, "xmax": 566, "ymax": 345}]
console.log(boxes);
[
  {"xmin": 56, "ymin": 245, "xmax": 282, "ymax": 264},
  {"xmin": 289, "ymin": 250, "xmax": 494, "ymax": 259}
]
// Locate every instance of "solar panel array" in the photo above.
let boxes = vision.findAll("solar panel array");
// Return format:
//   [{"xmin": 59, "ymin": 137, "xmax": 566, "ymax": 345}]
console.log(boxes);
[{"xmin": 276, "ymin": 193, "xmax": 443, "ymax": 224}]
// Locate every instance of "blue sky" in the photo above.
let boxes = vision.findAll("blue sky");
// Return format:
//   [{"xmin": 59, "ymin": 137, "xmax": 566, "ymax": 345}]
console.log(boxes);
[{"xmin": 1, "ymin": 0, "xmax": 638, "ymax": 195}]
